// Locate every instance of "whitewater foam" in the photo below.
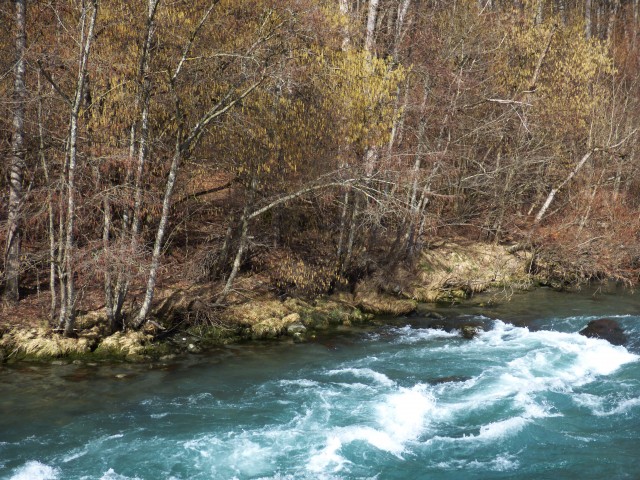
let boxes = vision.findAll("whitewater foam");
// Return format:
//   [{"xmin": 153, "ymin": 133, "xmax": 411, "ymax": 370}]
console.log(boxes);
[
  {"xmin": 98, "ymin": 469, "xmax": 142, "ymax": 480},
  {"xmin": 391, "ymin": 326, "xmax": 461, "ymax": 344},
  {"xmin": 307, "ymin": 384, "xmax": 436, "ymax": 473},
  {"xmin": 574, "ymin": 393, "xmax": 640, "ymax": 416},
  {"xmin": 326, "ymin": 367, "xmax": 395, "ymax": 387},
  {"xmin": 9, "ymin": 461, "xmax": 59, "ymax": 480}
]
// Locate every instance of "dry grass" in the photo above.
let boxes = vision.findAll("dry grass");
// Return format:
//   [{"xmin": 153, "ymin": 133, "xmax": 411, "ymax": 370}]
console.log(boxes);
[
  {"xmin": 95, "ymin": 331, "xmax": 153, "ymax": 356},
  {"xmin": 0, "ymin": 327, "xmax": 92, "ymax": 358},
  {"xmin": 412, "ymin": 241, "xmax": 533, "ymax": 301}
]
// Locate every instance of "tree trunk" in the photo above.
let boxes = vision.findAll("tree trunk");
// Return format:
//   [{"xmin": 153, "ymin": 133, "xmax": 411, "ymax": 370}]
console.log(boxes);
[
  {"xmin": 343, "ymin": 194, "xmax": 361, "ymax": 273},
  {"xmin": 365, "ymin": 0, "xmax": 379, "ymax": 53},
  {"xmin": 59, "ymin": 0, "xmax": 98, "ymax": 336},
  {"xmin": 103, "ymin": 196, "xmax": 116, "ymax": 331},
  {"xmin": 338, "ymin": 0, "xmax": 350, "ymax": 49},
  {"xmin": 217, "ymin": 176, "xmax": 256, "ymax": 304},
  {"xmin": 336, "ymin": 189, "xmax": 351, "ymax": 266},
  {"xmin": 585, "ymin": 0, "xmax": 592, "ymax": 39},
  {"xmin": 606, "ymin": 0, "xmax": 620, "ymax": 44},
  {"xmin": 133, "ymin": 139, "xmax": 182, "ymax": 327},
  {"xmin": 392, "ymin": 0, "xmax": 411, "ymax": 60},
  {"xmin": 534, "ymin": 150, "xmax": 594, "ymax": 224},
  {"xmin": 4, "ymin": 0, "xmax": 27, "ymax": 303},
  {"xmin": 37, "ymin": 73, "xmax": 57, "ymax": 322},
  {"xmin": 535, "ymin": 0, "xmax": 544, "ymax": 25},
  {"xmin": 110, "ymin": 0, "xmax": 160, "ymax": 325}
]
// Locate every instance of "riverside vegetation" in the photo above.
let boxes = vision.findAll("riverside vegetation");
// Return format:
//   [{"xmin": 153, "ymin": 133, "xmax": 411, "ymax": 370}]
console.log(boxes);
[{"xmin": 2, "ymin": 0, "xmax": 640, "ymax": 362}]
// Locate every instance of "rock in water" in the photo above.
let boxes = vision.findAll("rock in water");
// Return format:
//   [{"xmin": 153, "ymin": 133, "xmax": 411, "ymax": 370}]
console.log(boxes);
[
  {"xmin": 579, "ymin": 318, "xmax": 627, "ymax": 346},
  {"xmin": 461, "ymin": 325, "xmax": 482, "ymax": 339}
]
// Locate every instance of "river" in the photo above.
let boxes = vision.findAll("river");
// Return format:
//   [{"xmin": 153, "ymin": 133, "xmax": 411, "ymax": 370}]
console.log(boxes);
[{"xmin": 1, "ymin": 286, "xmax": 639, "ymax": 479}]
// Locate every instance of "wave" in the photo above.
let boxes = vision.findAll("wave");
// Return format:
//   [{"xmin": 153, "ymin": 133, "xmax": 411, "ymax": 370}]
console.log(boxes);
[
  {"xmin": 8, "ymin": 461, "xmax": 59, "ymax": 480},
  {"xmin": 307, "ymin": 384, "xmax": 436, "ymax": 473},
  {"xmin": 325, "ymin": 368, "xmax": 395, "ymax": 387},
  {"xmin": 573, "ymin": 393, "xmax": 640, "ymax": 416},
  {"xmin": 389, "ymin": 325, "xmax": 461, "ymax": 344}
]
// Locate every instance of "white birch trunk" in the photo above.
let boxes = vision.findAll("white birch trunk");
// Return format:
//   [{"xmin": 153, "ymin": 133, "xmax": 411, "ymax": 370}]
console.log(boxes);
[
  {"xmin": 110, "ymin": 0, "xmax": 160, "ymax": 324},
  {"xmin": 133, "ymin": 140, "xmax": 182, "ymax": 327},
  {"xmin": 535, "ymin": 0, "xmax": 544, "ymax": 25},
  {"xmin": 60, "ymin": 0, "xmax": 98, "ymax": 336},
  {"xmin": 534, "ymin": 151, "xmax": 593, "ymax": 224},
  {"xmin": 585, "ymin": 0, "xmax": 592, "ymax": 39},
  {"xmin": 37, "ymin": 73, "xmax": 57, "ymax": 321},
  {"xmin": 606, "ymin": 0, "xmax": 620, "ymax": 44},
  {"xmin": 392, "ymin": 0, "xmax": 411, "ymax": 60},
  {"xmin": 217, "ymin": 177, "xmax": 256, "ymax": 303},
  {"xmin": 365, "ymin": 0, "xmax": 379, "ymax": 53},
  {"xmin": 4, "ymin": 0, "xmax": 27, "ymax": 303},
  {"xmin": 338, "ymin": 0, "xmax": 350, "ymax": 49}
]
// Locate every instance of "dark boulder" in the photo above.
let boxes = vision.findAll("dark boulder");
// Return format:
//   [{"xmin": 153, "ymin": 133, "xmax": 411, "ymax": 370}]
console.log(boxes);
[
  {"xmin": 461, "ymin": 325, "xmax": 483, "ymax": 339},
  {"xmin": 579, "ymin": 318, "xmax": 627, "ymax": 346}
]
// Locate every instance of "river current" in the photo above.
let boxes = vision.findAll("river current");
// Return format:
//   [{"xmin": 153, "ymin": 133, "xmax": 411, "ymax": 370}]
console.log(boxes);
[{"xmin": 1, "ymin": 286, "xmax": 640, "ymax": 479}]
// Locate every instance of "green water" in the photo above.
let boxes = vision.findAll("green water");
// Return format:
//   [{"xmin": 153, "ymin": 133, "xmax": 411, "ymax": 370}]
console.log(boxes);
[{"xmin": 1, "ymin": 286, "xmax": 640, "ymax": 479}]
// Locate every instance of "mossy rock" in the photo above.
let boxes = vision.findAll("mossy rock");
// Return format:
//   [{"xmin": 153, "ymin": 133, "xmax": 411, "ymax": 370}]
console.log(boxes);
[
  {"xmin": 185, "ymin": 324, "xmax": 242, "ymax": 346},
  {"xmin": 461, "ymin": 325, "xmax": 483, "ymax": 339},
  {"xmin": 251, "ymin": 313, "xmax": 301, "ymax": 339}
]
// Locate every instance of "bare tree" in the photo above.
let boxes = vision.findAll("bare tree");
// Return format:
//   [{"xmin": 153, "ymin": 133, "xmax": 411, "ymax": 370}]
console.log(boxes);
[
  {"xmin": 103, "ymin": 0, "xmax": 160, "ymax": 333},
  {"xmin": 56, "ymin": 0, "xmax": 99, "ymax": 336},
  {"xmin": 4, "ymin": 0, "xmax": 27, "ymax": 303}
]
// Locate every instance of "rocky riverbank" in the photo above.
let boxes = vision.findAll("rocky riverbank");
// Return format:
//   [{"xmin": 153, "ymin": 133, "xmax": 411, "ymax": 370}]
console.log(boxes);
[{"xmin": 0, "ymin": 241, "xmax": 541, "ymax": 363}]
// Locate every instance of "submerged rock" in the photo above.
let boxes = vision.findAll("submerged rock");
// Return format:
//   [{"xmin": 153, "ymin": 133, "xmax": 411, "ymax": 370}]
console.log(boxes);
[
  {"xmin": 429, "ymin": 375, "xmax": 472, "ymax": 385},
  {"xmin": 579, "ymin": 318, "xmax": 627, "ymax": 346}
]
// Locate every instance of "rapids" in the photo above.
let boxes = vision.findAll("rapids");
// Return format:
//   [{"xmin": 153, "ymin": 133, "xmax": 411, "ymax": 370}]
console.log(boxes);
[{"xmin": 2, "ymin": 286, "xmax": 640, "ymax": 479}]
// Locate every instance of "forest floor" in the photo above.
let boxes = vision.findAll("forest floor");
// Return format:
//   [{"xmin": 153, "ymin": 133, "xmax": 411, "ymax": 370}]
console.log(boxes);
[{"xmin": 0, "ymin": 241, "xmax": 550, "ymax": 363}]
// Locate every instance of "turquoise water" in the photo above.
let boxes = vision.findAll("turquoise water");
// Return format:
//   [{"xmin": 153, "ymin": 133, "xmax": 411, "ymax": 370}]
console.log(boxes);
[{"xmin": 2, "ymin": 287, "xmax": 640, "ymax": 479}]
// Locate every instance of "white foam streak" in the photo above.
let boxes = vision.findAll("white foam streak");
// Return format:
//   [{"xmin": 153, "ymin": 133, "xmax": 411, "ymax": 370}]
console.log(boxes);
[
  {"xmin": 392, "ymin": 326, "xmax": 460, "ymax": 344},
  {"xmin": 99, "ymin": 469, "xmax": 142, "ymax": 480},
  {"xmin": 475, "ymin": 417, "xmax": 528, "ymax": 441},
  {"xmin": 436, "ymin": 453, "xmax": 520, "ymax": 472},
  {"xmin": 326, "ymin": 367, "xmax": 395, "ymax": 387},
  {"xmin": 574, "ymin": 393, "xmax": 640, "ymax": 416}
]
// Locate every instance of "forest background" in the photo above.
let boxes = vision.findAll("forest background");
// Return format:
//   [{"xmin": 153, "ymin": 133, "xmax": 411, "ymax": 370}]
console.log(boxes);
[{"xmin": 1, "ymin": 0, "xmax": 640, "ymax": 342}]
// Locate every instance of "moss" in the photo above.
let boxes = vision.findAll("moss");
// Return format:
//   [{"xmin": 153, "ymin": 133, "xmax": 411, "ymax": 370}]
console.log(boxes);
[
  {"xmin": 185, "ymin": 324, "xmax": 242, "ymax": 346},
  {"xmin": 94, "ymin": 331, "xmax": 153, "ymax": 357}
]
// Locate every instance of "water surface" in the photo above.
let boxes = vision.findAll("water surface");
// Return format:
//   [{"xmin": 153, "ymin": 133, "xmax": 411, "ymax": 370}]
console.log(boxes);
[{"xmin": 2, "ymin": 286, "xmax": 639, "ymax": 479}]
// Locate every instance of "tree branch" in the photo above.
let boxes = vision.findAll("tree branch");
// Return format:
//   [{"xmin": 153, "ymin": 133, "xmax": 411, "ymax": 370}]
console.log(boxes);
[
  {"xmin": 174, "ymin": 179, "xmax": 235, "ymax": 206},
  {"xmin": 36, "ymin": 60, "xmax": 72, "ymax": 106}
]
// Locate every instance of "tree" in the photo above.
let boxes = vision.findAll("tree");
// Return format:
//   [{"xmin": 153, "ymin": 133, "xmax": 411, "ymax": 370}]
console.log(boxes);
[{"xmin": 4, "ymin": 0, "xmax": 27, "ymax": 303}]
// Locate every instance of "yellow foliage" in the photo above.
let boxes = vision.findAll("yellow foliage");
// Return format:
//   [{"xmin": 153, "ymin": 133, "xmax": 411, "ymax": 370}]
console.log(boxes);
[
  {"xmin": 494, "ymin": 9, "xmax": 614, "ymax": 136},
  {"xmin": 314, "ymin": 49, "xmax": 407, "ymax": 151}
]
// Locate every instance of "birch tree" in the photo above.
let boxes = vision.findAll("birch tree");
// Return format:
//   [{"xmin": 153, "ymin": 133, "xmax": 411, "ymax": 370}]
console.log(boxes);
[
  {"xmin": 4, "ymin": 0, "xmax": 27, "ymax": 303},
  {"xmin": 54, "ymin": 0, "xmax": 99, "ymax": 336},
  {"xmin": 131, "ymin": 0, "xmax": 283, "ymax": 327}
]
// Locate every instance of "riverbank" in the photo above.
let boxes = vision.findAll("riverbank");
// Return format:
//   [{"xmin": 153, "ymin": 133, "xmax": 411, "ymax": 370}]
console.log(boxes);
[{"xmin": 0, "ymin": 241, "xmax": 558, "ymax": 363}]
